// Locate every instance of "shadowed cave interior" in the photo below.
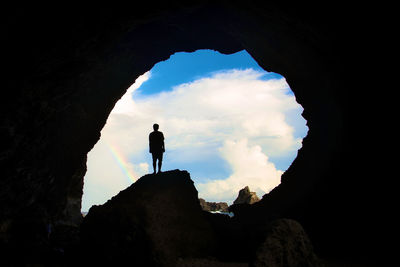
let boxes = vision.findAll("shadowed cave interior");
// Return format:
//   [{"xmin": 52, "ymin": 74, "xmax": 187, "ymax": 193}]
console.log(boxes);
[{"xmin": 1, "ymin": 2, "xmax": 394, "ymax": 266}]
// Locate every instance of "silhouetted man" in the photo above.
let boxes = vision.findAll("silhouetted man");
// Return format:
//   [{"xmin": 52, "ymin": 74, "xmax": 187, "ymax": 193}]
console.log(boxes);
[{"xmin": 149, "ymin": 123, "xmax": 165, "ymax": 174}]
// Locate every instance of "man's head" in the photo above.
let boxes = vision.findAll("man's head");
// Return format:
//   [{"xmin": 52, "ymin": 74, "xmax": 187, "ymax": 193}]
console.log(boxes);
[{"xmin": 153, "ymin": 123, "xmax": 159, "ymax": 131}]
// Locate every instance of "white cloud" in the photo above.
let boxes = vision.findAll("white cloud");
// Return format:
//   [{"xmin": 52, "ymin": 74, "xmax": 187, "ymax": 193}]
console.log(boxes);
[
  {"xmin": 112, "ymin": 71, "xmax": 151, "ymax": 114},
  {"xmin": 196, "ymin": 138, "xmax": 283, "ymax": 204},
  {"xmin": 82, "ymin": 68, "xmax": 307, "ymax": 210}
]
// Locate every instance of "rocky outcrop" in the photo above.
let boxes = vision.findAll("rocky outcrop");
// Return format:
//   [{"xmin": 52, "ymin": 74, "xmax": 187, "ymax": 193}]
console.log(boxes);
[
  {"xmin": 80, "ymin": 170, "xmax": 218, "ymax": 266},
  {"xmin": 199, "ymin": 198, "xmax": 229, "ymax": 212},
  {"xmin": 80, "ymin": 170, "xmax": 321, "ymax": 266},
  {"xmin": 233, "ymin": 186, "xmax": 260, "ymax": 205}
]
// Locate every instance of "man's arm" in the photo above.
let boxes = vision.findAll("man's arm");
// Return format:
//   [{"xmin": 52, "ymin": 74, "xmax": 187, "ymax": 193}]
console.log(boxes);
[
  {"xmin": 149, "ymin": 133, "xmax": 152, "ymax": 153},
  {"xmin": 162, "ymin": 133, "xmax": 165, "ymax": 152}
]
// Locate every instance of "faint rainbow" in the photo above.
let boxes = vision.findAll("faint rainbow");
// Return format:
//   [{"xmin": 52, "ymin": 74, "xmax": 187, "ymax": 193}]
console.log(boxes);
[{"xmin": 104, "ymin": 140, "xmax": 136, "ymax": 184}]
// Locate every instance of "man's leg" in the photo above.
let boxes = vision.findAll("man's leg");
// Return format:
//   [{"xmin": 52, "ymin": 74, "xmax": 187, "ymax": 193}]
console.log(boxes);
[
  {"xmin": 157, "ymin": 153, "xmax": 163, "ymax": 173},
  {"xmin": 152, "ymin": 153, "xmax": 157, "ymax": 174}
]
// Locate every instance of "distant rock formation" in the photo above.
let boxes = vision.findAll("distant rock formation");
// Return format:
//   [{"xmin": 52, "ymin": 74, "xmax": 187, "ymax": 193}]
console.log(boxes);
[
  {"xmin": 199, "ymin": 198, "xmax": 229, "ymax": 212},
  {"xmin": 233, "ymin": 186, "xmax": 260, "ymax": 205}
]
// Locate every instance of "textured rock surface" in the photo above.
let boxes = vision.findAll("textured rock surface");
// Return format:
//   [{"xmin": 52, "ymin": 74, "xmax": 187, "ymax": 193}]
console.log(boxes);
[
  {"xmin": 80, "ymin": 170, "xmax": 217, "ymax": 266},
  {"xmin": 199, "ymin": 198, "xmax": 229, "ymax": 212},
  {"xmin": 251, "ymin": 219, "xmax": 322, "ymax": 267},
  {"xmin": 233, "ymin": 186, "xmax": 260, "ymax": 205}
]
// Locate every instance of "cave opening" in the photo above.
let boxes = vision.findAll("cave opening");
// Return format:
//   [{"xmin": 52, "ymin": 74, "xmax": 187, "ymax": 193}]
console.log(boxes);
[
  {"xmin": 3, "ymin": 3, "xmax": 389, "ymax": 265},
  {"xmin": 81, "ymin": 49, "xmax": 308, "ymax": 213}
]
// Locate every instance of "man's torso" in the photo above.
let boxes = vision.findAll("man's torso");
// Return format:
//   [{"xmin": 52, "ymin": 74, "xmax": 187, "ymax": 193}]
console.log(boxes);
[{"xmin": 149, "ymin": 131, "xmax": 164, "ymax": 153}]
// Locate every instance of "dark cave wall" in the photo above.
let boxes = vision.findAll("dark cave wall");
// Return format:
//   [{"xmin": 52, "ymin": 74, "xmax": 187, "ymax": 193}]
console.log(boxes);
[
  {"xmin": 0, "ymin": 2, "xmax": 245, "ymax": 242},
  {"xmin": 0, "ymin": 2, "xmax": 390, "ymax": 263}
]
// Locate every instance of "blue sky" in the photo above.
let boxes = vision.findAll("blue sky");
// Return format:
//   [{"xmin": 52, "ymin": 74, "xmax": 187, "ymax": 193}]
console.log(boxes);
[
  {"xmin": 81, "ymin": 49, "xmax": 308, "ymax": 211},
  {"xmin": 137, "ymin": 50, "xmax": 283, "ymax": 96}
]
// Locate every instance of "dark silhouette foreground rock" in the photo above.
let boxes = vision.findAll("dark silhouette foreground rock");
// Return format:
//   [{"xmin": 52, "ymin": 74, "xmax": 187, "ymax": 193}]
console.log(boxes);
[
  {"xmin": 80, "ymin": 170, "xmax": 217, "ymax": 266},
  {"xmin": 80, "ymin": 170, "xmax": 321, "ymax": 266}
]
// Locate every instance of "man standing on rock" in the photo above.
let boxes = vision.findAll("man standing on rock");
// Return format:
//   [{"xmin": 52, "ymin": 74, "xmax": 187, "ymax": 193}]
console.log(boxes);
[{"xmin": 149, "ymin": 123, "xmax": 165, "ymax": 174}]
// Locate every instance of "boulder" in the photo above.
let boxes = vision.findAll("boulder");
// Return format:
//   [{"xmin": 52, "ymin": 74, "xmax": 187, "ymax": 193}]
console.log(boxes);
[
  {"xmin": 251, "ymin": 219, "xmax": 322, "ymax": 267},
  {"xmin": 80, "ymin": 170, "xmax": 217, "ymax": 266}
]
